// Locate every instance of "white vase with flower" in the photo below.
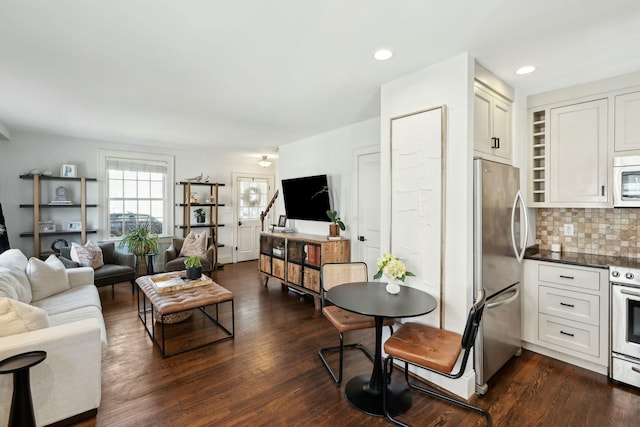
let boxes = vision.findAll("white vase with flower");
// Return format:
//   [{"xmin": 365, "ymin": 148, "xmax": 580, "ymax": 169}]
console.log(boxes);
[{"xmin": 373, "ymin": 252, "xmax": 415, "ymax": 295}]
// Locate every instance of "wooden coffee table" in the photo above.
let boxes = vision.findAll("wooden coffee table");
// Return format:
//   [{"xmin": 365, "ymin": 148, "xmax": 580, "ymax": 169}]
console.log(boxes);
[{"xmin": 136, "ymin": 272, "xmax": 235, "ymax": 357}]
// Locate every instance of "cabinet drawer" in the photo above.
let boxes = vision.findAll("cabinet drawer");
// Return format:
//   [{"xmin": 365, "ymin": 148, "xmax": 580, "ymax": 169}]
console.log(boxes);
[
  {"xmin": 259, "ymin": 255, "xmax": 271, "ymax": 275},
  {"xmin": 538, "ymin": 264, "xmax": 600, "ymax": 291},
  {"xmin": 287, "ymin": 263, "xmax": 302, "ymax": 285},
  {"xmin": 539, "ymin": 285, "xmax": 599, "ymax": 326},
  {"xmin": 272, "ymin": 259, "xmax": 285, "ymax": 280},
  {"xmin": 304, "ymin": 269, "xmax": 320, "ymax": 293},
  {"xmin": 538, "ymin": 314, "xmax": 599, "ymax": 357}
]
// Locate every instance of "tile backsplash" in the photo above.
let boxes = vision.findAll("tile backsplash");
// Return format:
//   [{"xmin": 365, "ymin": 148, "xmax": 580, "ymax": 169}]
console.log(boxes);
[{"xmin": 536, "ymin": 208, "xmax": 639, "ymax": 258}]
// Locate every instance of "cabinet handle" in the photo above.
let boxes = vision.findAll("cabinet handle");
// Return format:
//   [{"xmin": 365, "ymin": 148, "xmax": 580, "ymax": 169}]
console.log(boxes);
[
  {"xmin": 491, "ymin": 137, "xmax": 498, "ymax": 148},
  {"xmin": 496, "ymin": 137, "xmax": 500, "ymax": 149},
  {"xmin": 560, "ymin": 330, "xmax": 574, "ymax": 337},
  {"xmin": 632, "ymin": 367, "xmax": 640, "ymax": 375},
  {"xmin": 559, "ymin": 302, "xmax": 575, "ymax": 308},
  {"xmin": 559, "ymin": 275, "xmax": 574, "ymax": 280},
  {"xmin": 601, "ymin": 185, "xmax": 605, "ymax": 196}
]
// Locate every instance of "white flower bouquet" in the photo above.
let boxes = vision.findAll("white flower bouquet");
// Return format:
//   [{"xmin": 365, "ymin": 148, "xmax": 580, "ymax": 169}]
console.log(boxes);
[{"xmin": 373, "ymin": 252, "xmax": 415, "ymax": 282}]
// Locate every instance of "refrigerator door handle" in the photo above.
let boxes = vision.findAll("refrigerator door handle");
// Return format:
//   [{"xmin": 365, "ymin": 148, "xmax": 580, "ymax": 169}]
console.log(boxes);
[
  {"xmin": 510, "ymin": 190, "xmax": 529, "ymax": 263},
  {"xmin": 487, "ymin": 287, "xmax": 520, "ymax": 309}
]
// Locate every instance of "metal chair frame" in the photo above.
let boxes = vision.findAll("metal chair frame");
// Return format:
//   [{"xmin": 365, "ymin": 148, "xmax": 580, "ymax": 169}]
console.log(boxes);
[
  {"xmin": 382, "ymin": 290, "xmax": 491, "ymax": 427},
  {"xmin": 318, "ymin": 262, "xmax": 394, "ymax": 385}
]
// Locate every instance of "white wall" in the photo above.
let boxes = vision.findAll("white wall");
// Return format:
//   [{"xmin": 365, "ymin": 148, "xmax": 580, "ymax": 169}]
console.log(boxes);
[
  {"xmin": 278, "ymin": 117, "xmax": 380, "ymax": 243},
  {"xmin": 380, "ymin": 53, "xmax": 476, "ymax": 397},
  {"xmin": 0, "ymin": 130, "xmax": 277, "ymax": 267}
]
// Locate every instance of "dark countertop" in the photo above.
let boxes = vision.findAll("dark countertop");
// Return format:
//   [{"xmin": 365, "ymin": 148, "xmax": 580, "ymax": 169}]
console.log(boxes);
[{"xmin": 525, "ymin": 248, "xmax": 640, "ymax": 270}]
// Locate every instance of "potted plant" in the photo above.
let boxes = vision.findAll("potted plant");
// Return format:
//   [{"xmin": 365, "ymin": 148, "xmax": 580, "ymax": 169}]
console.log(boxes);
[
  {"xmin": 194, "ymin": 208, "xmax": 206, "ymax": 224},
  {"xmin": 184, "ymin": 255, "xmax": 202, "ymax": 280},
  {"xmin": 118, "ymin": 223, "xmax": 159, "ymax": 276},
  {"xmin": 326, "ymin": 210, "xmax": 346, "ymax": 237}
]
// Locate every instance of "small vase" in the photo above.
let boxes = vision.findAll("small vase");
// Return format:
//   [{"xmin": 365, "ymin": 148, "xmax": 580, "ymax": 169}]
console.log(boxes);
[{"xmin": 384, "ymin": 276, "xmax": 401, "ymax": 294}]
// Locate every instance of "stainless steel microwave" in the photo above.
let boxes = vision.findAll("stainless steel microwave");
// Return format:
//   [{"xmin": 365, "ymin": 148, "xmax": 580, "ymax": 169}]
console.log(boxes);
[{"xmin": 614, "ymin": 155, "xmax": 640, "ymax": 207}]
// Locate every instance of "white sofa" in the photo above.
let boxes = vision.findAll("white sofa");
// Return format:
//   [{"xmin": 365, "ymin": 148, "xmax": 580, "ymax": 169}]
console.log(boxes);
[{"xmin": 0, "ymin": 249, "xmax": 107, "ymax": 426}]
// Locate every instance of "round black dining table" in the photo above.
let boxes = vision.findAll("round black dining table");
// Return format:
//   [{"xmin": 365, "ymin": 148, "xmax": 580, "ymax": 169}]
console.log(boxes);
[{"xmin": 327, "ymin": 281, "xmax": 437, "ymax": 416}]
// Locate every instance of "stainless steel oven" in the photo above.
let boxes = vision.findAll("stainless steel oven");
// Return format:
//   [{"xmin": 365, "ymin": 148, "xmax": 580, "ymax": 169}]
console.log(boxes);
[
  {"xmin": 610, "ymin": 266, "xmax": 640, "ymax": 388},
  {"xmin": 613, "ymin": 155, "xmax": 640, "ymax": 207}
]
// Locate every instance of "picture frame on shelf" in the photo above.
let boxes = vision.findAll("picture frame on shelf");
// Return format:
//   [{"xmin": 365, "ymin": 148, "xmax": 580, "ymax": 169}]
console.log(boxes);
[
  {"xmin": 66, "ymin": 221, "xmax": 82, "ymax": 231},
  {"xmin": 61, "ymin": 163, "xmax": 77, "ymax": 178},
  {"xmin": 39, "ymin": 221, "xmax": 56, "ymax": 233},
  {"xmin": 278, "ymin": 215, "xmax": 287, "ymax": 227}
]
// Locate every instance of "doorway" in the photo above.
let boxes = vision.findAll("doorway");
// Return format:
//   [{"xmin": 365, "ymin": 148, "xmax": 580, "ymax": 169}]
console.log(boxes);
[
  {"xmin": 354, "ymin": 147, "xmax": 381, "ymax": 279},
  {"xmin": 232, "ymin": 173, "xmax": 275, "ymax": 263}
]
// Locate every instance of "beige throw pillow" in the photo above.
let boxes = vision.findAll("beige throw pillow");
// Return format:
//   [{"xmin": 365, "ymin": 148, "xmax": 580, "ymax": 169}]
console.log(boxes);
[
  {"xmin": 0, "ymin": 297, "xmax": 50, "ymax": 337},
  {"xmin": 27, "ymin": 255, "xmax": 71, "ymax": 301},
  {"xmin": 179, "ymin": 232, "xmax": 207, "ymax": 259},
  {"xmin": 70, "ymin": 241, "xmax": 104, "ymax": 269}
]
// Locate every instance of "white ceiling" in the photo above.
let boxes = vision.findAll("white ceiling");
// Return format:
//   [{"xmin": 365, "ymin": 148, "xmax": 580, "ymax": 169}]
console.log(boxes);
[{"xmin": 1, "ymin": 0, "xmax": 640, "ymax": 156}]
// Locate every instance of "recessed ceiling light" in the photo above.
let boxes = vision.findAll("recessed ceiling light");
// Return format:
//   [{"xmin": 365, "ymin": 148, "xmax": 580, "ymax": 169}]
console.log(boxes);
[
  {"xmin": 516, "ymin": 65, "xmax": 536, "ymax": 75},
  {"xmin": 374, "ymin": 49, "xmax": 393, "ymax": 61}
]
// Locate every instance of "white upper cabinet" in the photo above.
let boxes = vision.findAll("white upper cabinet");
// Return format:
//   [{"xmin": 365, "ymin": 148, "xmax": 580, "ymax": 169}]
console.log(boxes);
[
  {"xmin": 527, "ymin": 71, "xmax": 640, "ymax": 208},
  {"xmin": 473, "ymin": 63, "xmax": 514, "ymax": 165},
  {"xmin": 615, "ymin": 91, "xmax": 640, "ymax": 152},
  {"xmin": 548, "ymin": 99, "xmax": 609, "ymax": 205},
  {"xmin": 474, "ymin": 84, "xmax": 513, "ymax": 164}
]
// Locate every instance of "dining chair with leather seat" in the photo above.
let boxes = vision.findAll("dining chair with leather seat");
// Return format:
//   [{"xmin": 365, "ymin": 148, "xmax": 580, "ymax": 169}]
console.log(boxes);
[
  {"xmin": 382, "ymin": 289, "xmax": 491, "ymax": 427},
  {"xmin": 319, "ymin": 262, "xmax": 395, "ymax": 385}
]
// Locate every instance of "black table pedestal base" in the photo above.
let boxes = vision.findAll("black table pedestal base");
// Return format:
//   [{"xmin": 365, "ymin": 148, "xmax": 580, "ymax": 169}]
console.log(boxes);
[{"xmin": 344, "ymin": 374, "xmax": 412, "ymax": 416}]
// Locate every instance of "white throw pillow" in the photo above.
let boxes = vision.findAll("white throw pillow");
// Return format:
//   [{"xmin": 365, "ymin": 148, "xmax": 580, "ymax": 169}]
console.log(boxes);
[
  {"xmin": 0, "ymin": 297, "xmax": 50, "ymax": 337},
  {"xmin": 0, "ymin": 271, "xmax": 21, "ymax": 299},
  {"xmin": 179, "ymin": 231, "xmax": 208, "ymax": 259},
  {"xmin": 70, "ymin": 241, "xmax": 104, "ymax": 269},
  {"xmin": 0, "ymin": 249, "xmax": 32, "ymax": 302},
  {"xmin": 27, "ymin": 255, "xmax": 71, "ymax": 301}
]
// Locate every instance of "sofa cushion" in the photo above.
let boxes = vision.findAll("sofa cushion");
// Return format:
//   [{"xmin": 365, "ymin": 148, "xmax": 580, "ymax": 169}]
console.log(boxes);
[
  {"xmin": 48, "ymin": 306, "xmax": 108, "ymax": 356},
  {"xmin": 179, "ymin": 231, "xmax": 207, "ymax": 258},
  {"xmin": 27, "ymin": 255, "xmax": 70, "ymax": 301},
  {"xmin": 93, "ymin": 264, "xmax": 135, "ymax": 287},
  {"xmin": 70, "ymin": 241, "xmax": 104, "ymax": 269},
  {"xmin": 0, "ymin": 297, "xmax": 50, "ymax": 337},
  {"xmin": 0, "ymin": 249, "xmax": 32, "ymax": 302},
  {"xmin": 31, "ymin": 284, "xmax": 102, "ymax": 315}
]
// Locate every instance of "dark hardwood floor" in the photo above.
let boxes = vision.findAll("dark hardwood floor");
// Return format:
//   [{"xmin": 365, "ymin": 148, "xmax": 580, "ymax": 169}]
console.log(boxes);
[{"xmin": 73, "ymin": 261, "xmax": 640, "ymax": 427}]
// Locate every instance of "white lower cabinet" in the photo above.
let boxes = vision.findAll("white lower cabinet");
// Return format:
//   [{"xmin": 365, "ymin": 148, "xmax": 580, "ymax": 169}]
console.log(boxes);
[{"xmin": 523, "ymin": 260, "xmax": 609, "ymax": 374}]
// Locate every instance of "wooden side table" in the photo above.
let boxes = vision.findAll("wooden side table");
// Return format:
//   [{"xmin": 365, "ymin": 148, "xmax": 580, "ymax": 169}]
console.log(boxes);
[{"xmin": 0, "ymin": 351, "xmax": 47, "ymax": 427}]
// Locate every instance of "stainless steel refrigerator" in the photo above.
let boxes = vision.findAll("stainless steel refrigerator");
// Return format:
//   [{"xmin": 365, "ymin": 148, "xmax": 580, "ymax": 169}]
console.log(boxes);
[{"xmin": 473, "ymin": 158, "xmax": 529, "ymax": 395}]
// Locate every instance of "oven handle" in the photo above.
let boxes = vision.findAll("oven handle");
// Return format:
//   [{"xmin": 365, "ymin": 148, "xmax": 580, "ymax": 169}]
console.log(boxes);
[{"xmin": 621, "ymin": 288, "xmax": 640, "ymax": 298}]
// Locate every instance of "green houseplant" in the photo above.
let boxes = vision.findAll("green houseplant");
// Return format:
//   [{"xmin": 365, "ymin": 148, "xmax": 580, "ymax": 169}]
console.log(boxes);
[
  {"xmin": 184, "ymin": 255, "xmax": 202, "ymax": 280},
  {"xmin": 118, "ymin": 223, "xmax": 159, "ymax": 277},
  {"xmin": 326, "ymin": 210, "xmax": 346, "ymax": 237},
  {"xmin": 194, "ymin": 208, "xmax": 206, "ymax": 224}
]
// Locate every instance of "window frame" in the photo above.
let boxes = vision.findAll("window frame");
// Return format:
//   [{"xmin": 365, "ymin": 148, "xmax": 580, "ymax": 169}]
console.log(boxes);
[{"xmin": 98, "ymin": 149, "xmax": 174, "ymax": 241}]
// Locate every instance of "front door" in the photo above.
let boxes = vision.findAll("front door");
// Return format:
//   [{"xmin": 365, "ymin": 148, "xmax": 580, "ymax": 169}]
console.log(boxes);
[{"xmin": 234, "ymin": 174, "xmax": 273, "ymax": 262}]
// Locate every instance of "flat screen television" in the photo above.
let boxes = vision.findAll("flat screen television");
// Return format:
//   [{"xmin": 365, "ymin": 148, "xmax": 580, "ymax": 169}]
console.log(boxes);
[{"xmin": 281, "ymin": 174, "xmax": 331, "ymax": 222}]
